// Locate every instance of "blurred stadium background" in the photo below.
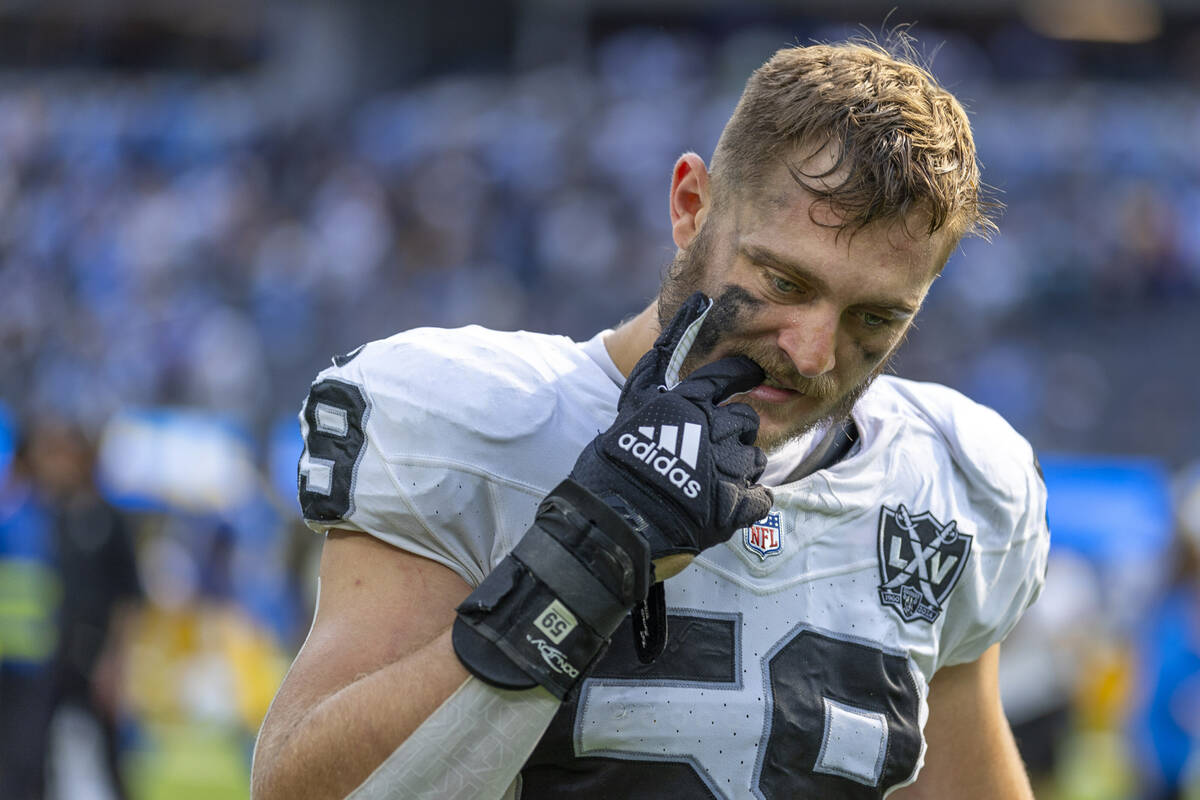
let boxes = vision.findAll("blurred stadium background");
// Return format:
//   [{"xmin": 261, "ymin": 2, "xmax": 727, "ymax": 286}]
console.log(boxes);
[{"xmin": 0, "ymin": 0, "xmax": 1198, "ymax": 798}]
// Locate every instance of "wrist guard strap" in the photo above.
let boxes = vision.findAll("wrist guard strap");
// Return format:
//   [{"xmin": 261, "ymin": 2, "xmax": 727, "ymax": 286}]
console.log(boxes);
[{"xmin": 452, "ymin": 479, "xmax": 651, "ymax": 699}]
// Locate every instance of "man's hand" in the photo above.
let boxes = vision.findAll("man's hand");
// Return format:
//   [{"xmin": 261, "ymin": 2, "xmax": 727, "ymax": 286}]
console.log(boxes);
[
  {"xmin": 571, "ymin": 291, "xmax": 772, "ymax": 566},
  {"xmin": 453, "ymin": 292, "xmax": 771, "ymax": 697}
]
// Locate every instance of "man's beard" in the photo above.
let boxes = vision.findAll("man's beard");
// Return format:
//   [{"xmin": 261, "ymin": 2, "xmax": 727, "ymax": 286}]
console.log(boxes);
[{"xmin": 657, "ymin": 232, "xmax": 888, "ymax": 452}]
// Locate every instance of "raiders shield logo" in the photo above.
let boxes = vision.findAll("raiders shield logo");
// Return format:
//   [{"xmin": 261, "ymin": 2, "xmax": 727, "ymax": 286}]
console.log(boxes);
[{"xmin": 877, "ymin": 504, "xmax": 972, "ymax": 623}]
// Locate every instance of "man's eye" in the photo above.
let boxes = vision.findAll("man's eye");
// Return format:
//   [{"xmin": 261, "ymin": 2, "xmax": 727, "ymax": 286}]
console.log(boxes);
[
  {"xmin": 771, "ymin": 275, "xmax": 799, "ymax": 294},
  {"xmin": 860, "ymin": 312, "xmax": 888, "ymax": 328}
]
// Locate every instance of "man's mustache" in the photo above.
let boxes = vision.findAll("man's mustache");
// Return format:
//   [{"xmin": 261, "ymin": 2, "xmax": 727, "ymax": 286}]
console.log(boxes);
[
  {"xmin": 682, "ymin": 340, "xmax": 842, "ymax": 402},
  {"xmin": 731, "ymin": 347, "xmax": 840, "ymax": 401},
  {"xmin": 788, "ymin": 373, "xmax": 840, "ymax": 401}
]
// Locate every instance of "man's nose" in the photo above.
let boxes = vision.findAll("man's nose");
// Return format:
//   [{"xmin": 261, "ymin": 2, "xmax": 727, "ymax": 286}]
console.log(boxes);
[{"xmin": 775, "ymin": 305, "xmax": 838, "ymax": 378}]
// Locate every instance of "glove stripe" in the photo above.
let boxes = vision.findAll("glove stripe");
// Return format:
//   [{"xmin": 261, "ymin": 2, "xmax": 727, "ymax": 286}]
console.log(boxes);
[{"xmin": 662, "ymin": 296, "xmax": 713, "ymax": 389}]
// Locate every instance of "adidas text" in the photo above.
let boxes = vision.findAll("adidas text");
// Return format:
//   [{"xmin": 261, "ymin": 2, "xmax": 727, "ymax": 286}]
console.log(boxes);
[{"xmin": 617, "ymin": 429, "xmax": 702, "ymax": 499}]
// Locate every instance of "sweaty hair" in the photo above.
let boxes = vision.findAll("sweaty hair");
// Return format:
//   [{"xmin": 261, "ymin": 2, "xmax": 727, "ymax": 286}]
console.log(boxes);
[{"xmin": 709, "ymin": 38, "xmax": 998, "ymax": 243}]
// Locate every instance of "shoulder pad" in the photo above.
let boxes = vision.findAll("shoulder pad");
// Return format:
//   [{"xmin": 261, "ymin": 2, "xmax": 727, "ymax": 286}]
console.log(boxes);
[
  {"xmin": 324, "ymin": 326, "xmax": 569, "ymax": 450},
  {"xmin": 867, "ymin": 376, "xmax": 1042, "ymax": 514}
]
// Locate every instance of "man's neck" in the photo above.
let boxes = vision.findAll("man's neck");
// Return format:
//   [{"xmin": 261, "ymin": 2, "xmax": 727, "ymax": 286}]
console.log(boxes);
[{"xmin": 602, "ymin": 302, "xmax": 660, "ymax": 378}]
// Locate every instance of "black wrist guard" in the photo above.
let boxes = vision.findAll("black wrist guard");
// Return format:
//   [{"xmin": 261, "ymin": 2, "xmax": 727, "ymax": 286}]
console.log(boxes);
[{"xmin": 452, "ymin": 479, "xmax": 651, "ymax": 699}]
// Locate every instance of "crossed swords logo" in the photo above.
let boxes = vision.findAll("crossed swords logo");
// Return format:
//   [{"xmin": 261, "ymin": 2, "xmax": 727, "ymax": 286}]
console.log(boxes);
[{"xmin": 877, "ymin": 503, "xmax": 972, "ymax": 624}]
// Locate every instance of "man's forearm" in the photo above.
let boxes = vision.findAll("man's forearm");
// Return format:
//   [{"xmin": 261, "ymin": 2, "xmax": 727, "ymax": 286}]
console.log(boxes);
[{"xmin": 252, "ymin": 627, "xmax": 482, "ymax": 800}]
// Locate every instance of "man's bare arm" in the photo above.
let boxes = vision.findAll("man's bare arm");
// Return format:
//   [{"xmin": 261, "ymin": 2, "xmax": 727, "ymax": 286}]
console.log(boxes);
[
  {"xmin": 891, "ymin": 643, "xmax": 1034, "ymax": 800},
  {"xmin": 251, "ymin": 529, "xmax": 483, "ymax": 800}
]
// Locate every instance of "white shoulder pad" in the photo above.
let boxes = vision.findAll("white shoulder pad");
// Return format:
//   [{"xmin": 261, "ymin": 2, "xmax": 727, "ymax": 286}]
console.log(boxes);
[
  {"xmin": 865, "ymin": 377, "xmax": 1051, "ymax": 668},
  {"xmin": 297, "ymin": 326, "xmax": 618, "ymax": 586}
]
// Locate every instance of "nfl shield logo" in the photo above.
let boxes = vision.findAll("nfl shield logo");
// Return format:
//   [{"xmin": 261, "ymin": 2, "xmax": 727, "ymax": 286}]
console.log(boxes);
[
  {"xmin": 743, "ymin": 512, "xmax": 783, "ymax": 560},
  {"xmin": 877, "ymin": 504, "xmax": 972, "ymax": 624}
]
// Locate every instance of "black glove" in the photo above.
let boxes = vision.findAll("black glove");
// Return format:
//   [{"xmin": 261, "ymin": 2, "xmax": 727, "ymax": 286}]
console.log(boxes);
[
  {"xmin": 453, "ymin": 292, "xmax": 772, "ymax": 698},
  {"xmin": 570, "ymin": 292, "xmax": 772, "ymax": 562}
]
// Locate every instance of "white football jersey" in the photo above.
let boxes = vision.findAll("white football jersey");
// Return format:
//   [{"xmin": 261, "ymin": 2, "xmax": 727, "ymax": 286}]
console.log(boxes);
[{"xmin": 298, "ymin": 325, "xmax": 1049, "ymax": 799}]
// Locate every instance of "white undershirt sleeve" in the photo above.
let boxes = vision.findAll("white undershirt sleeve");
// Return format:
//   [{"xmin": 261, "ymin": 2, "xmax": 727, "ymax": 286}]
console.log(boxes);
[{"xmin": 346, "ymin": 677, "xmax": 560, "ymax": 800}]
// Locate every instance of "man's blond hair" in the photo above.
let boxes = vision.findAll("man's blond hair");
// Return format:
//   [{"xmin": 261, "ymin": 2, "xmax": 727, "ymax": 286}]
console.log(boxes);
[{"xmin": 710, "ymin": 39, "xmax": 998, "ymax": 243}]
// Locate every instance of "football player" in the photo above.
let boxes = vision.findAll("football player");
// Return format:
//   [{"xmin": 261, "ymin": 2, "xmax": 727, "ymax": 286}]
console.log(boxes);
[{"xmin": 253, "ymin": 39, "xmax": 1048, "ymax": 800}]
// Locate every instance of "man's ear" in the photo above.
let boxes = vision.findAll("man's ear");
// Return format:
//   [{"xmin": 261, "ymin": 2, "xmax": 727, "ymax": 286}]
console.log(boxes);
[{"xmin": 669, "ymin": 153, "xmax": 712, "ymax": 250}]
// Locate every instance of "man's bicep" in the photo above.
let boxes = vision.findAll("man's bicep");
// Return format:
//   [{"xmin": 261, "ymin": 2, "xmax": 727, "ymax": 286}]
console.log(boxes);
[
  {"xmin": 264, "ymin": 530, "xmax": 473, "ymax": 737},
  {"xmin": 891, "ymin": 644, "xmax": 1033, "ymax": 800}
]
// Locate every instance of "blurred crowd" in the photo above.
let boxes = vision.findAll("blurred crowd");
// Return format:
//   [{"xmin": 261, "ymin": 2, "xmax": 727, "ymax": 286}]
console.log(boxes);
[
  {"xmin": 0, "ymin": 27, "xmax": 1196, "ymax": 453},
  {"xmin": 0, "ymin": 20, "xmax": 1198, "ymax": 800}
]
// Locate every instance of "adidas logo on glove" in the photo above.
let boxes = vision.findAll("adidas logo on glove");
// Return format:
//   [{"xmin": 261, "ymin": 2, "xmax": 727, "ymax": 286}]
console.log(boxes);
[{"xmin": 617, "ymin": 424, "xmax": 702, "ymax": 499}]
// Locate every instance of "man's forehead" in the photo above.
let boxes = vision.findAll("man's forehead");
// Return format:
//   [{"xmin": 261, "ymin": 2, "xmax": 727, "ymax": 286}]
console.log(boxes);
[{"xmin": 737, "ymin": 160, "xmax": 949, "ymax": 264}]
